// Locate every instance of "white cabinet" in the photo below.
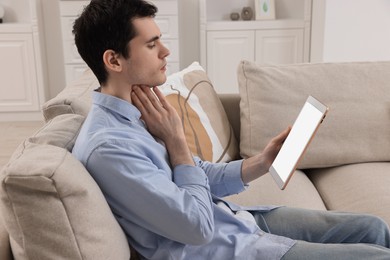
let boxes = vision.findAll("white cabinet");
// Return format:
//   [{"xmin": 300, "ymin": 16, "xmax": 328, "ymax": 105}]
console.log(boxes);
[
  {"xmin": 255, "ymin": 29, "xmax": 304, "ymax": 64},
  {"xmin": 0, "ymin": 0, "xmax": 48, "ymax": 121},
  {"xmin": 0, "ymin": 32, "xmax": 39, "ymax": 112},
  {"xmin": 200, "ymin": 0, "xmax": 312, "ymax": 93},
  {"xmin": 206, "ymin": 30, "xmax": 254, "ymax": 93},
  {"xmin": 59, "ymin": 0, "xmax": 180, "ymax": 85}
]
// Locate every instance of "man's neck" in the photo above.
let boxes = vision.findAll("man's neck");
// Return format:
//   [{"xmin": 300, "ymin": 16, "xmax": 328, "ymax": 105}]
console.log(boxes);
[{"xmin": 101, "ymin": 80, "xmax": 133, "ymax": 104}]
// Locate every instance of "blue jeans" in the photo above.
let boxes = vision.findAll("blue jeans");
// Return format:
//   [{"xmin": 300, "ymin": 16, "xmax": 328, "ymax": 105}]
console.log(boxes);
[{"xmin": 252, "ymin": 207, "xmax": 390, "ymax": 259}]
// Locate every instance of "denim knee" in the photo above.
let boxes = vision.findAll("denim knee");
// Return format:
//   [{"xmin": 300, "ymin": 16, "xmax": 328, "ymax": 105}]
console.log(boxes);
[{"xmin": 362, "ymin": 215, "xmax": 390, "ymax": 248}]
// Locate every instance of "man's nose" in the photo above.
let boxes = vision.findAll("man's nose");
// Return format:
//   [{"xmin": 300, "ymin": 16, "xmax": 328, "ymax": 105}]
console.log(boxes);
[{"xmin": 160, "ymin": 43, "xmax": 170, "ymax": 59}]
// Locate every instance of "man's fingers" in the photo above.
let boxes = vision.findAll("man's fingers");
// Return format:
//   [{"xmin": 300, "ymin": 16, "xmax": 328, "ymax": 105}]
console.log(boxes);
[
  {"xmin": 134, "ymin": 85, "xmax": 164, "ymax": 111},
  {"xmin": 132, "ymin": 86, "xmax": 153, "ymax": 112},
  {"xmin": 142, "ymin": 86, "xmax": 162, "ymax": 110},
  {"xmin": 273, "ymin": 126, "xmax": 291, "ymax": 144},
  {"xmin": 131, "ymin": 90, "xmax": 147, "ymax": 114},
  {"xmin": 152, "ymin": 87, "xmax": 169, "ymax": 108}
]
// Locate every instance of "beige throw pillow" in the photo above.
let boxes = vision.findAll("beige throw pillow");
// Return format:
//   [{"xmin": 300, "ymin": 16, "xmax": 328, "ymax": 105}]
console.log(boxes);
[
  {"xmin": 160, "ymin": 62, "xmax": 239, "ymax": 162},
  {"xmin": 0, "ymin": 114, "xmax": 130, "ymax": 259},
  {"xmin": 238, "ymin": 60, "xmax": 390, "ymax": 168}
]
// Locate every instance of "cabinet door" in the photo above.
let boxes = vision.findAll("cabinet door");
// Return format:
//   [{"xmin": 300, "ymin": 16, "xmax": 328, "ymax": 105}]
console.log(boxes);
[
  {"xmin": 255, "ymin": 29, "xmax": 304, "ymax": 64},
  {"xmin": 0, "ymin": 33, "xmax": 39, "ymax": 112},
  {"xmin": 207, "ymin": 31, "xmax": 254, "ymax": 93}
]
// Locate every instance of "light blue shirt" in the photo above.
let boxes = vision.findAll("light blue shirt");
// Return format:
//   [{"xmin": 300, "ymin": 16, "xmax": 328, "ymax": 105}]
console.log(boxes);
[{"xmin": 72, "ymin": 91, "xmax": 295, "ymax": 259}]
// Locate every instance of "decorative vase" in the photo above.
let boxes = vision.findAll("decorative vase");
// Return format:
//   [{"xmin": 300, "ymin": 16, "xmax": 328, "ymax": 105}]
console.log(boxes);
[
  {"xmin": 230, "ymin": 12, "xmax": 240, "ymax": 21},
  {"xmin": 241, "ymin": 7, "xmax": 253, "ymax": 21}
]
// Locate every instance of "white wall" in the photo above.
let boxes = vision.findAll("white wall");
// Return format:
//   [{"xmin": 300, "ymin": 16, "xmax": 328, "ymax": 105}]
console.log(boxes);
[
  {"xmin": 312, "ymin": 0, "xmax": 390, "ymax": 62},
  {"xmin": 178, "ymin": 0, "xmax": 200, "ymax": 69},
  {"xmin": 40, "ymin": 0, "xmax": 66, "ymax": 98},
  {"xmin": 0, "ymin": 0, "xmax": 31, "ymax": 22}
]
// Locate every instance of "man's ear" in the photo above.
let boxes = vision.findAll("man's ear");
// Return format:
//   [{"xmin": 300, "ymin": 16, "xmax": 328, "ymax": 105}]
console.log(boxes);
[{"xmin": 102, "ymin": 50, "xmax": 122, "ymax": 73}]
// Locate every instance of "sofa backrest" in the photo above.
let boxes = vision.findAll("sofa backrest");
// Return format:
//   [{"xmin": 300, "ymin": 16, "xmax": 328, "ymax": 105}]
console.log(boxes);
[{"xmin": 219, "ymin": 94, "xmax": 241, "ymax": 143}]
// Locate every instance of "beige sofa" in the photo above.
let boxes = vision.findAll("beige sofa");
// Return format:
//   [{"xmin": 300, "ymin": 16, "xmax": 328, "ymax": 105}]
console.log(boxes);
[{"xmin": 1, "ymin": 60, "xmax": 390, "ymax": 259}]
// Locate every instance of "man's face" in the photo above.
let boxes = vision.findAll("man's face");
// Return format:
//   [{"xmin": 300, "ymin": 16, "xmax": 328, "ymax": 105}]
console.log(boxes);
[{"xmin": 123, "ymin": 17, "xmax": 170, "ymax": 87}]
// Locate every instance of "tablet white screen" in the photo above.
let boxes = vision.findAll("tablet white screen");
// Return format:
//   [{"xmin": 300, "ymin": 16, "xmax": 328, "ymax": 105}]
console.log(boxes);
[{"xmin": 272, "ymin": 101, "xmax": 324, "ymax": 182}]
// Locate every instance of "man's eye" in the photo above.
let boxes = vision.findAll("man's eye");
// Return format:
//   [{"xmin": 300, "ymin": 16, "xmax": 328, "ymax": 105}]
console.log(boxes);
[{"xmin": 148, "ymin": 43, "xmax": 156, "ymax": 49}]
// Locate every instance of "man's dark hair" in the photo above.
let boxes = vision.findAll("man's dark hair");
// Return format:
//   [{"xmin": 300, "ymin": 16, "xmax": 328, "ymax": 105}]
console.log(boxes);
[{"xmin": 73, "ymin": 0, "xmax": 157, "ymax": 85}]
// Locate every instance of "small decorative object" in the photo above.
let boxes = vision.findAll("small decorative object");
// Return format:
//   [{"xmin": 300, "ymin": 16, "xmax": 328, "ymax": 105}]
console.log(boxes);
[
  {"xmin": 0, "ymin": 4, "xmax": 5, "ymax": 23},
  {"xmin": 241, "ymin": 7, "xmax": 253, "ymax": 21},
  {"xmin": 230, "ymin": 12, "xmax": 240, "ymax": 21},
  {"xmin": 255, "ymin": 0, "xmax": 276, "ymax": 20}
]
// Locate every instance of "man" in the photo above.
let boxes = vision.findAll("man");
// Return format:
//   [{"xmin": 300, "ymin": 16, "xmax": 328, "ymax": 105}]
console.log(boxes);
[{"xmin": 72, "ymin": 0, "xmax": 390, "ymax": 259}]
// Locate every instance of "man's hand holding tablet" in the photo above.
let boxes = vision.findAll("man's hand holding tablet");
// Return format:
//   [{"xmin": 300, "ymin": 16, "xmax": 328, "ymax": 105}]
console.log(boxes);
[{"xmin": 269, "ymin": 96, "xmax": 329, "ymax": 190}]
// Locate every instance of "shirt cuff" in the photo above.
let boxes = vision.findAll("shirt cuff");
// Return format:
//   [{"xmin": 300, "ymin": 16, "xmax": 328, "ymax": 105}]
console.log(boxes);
[
  {"xmin": 223, "ymin": 159, "xmax": 247, "ymax": 194},
  {"xmin": 173, "ymin": 164, "xmax": 209, "ymax": 188}
]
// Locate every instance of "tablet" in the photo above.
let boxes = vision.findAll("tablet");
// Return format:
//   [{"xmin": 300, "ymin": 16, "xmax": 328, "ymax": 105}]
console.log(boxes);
[{"xmin": 269, "ymin": 96, "xmax": 328, "ymax": 190}]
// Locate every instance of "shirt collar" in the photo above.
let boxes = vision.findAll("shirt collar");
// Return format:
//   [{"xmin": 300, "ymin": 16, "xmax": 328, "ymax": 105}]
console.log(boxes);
[{"xmin": 92, "ymin": 90, "xmax": 141, "ymax": 121}]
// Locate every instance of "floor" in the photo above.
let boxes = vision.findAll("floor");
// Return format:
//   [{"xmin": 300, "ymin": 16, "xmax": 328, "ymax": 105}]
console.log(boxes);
[{"xmin": 0, "ymin": 121, "xmax": 44, "ymax": 169}]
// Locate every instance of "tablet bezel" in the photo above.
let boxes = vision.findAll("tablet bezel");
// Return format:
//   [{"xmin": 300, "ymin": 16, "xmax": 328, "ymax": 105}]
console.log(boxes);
[{"xmin": 269, "ymin": 95, "xmax": 328, "ymax": 190}]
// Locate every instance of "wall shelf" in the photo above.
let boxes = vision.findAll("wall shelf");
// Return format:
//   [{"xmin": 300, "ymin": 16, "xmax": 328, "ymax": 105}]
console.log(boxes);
[
  {"xmin": 206, "ymin": 19, "xmax": 306, "ymax": 31},
  {"xmin": 0, "ymin": 23, "xmax": 34, "ymax": 32}
]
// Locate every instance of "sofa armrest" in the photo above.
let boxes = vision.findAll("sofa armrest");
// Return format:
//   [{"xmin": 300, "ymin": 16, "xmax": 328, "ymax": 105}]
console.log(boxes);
[{"xmin": 219, "ymin": 94, "xmax": 240, "ymax": 144}]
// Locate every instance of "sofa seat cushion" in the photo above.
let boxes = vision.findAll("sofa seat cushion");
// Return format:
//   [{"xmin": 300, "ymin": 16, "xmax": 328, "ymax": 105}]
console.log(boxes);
[
  {"xmin": 0, "ymin": 114, "xmax": 130, "ymax": 259},
  {"xmin": 225, "ymin": 170, "xmax": 327, "ymax": 211},
  {"xmin": 308, "ymin": 162, "xmax": 390, "ymax": 225},
  {"xmin": 238, "ymin": 60, "xmax": 390, "ymax": 168}
]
